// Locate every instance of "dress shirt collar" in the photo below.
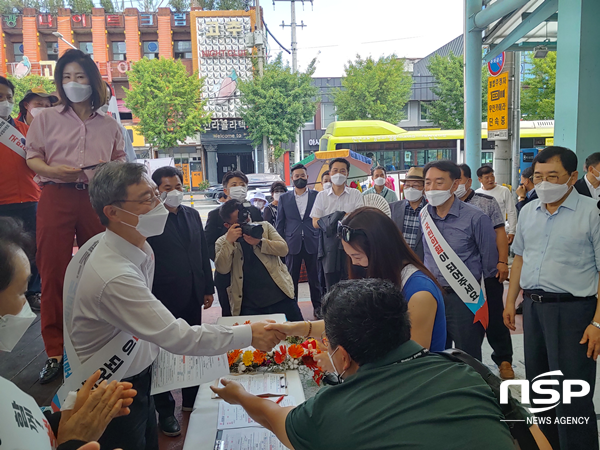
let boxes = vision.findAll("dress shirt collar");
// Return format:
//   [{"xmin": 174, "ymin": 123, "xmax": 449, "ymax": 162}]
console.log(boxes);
[
  {"xmin": 327, "ymin": 186, "xmax": 350, "ymax": 197},
  {"xmin": 584, "ymin": 174, "xmax": 600, "ymax": 193},
  {"xmin": 55, "ymin": 104, "xmax": 103, "ymax": 119},
  {"xmin": 359, "ymin": 340, "xmax": 424, "ymax": 371},
  {"xmin": 429, "ymin": 195, "xmax": 461, "ymax": 220},
  {"xmin": 104, "ymin": 228, "xmax": 152, "ymax": 268},
  {"xmin": 536, "ymin": 187, "xmax": 580, "ymax": 214},
  {"xmin": 526, "ymin": 188, "xmax": 535, "ymax": 199},
  {"xmin": 406, "ymin": 196, "xmax": 426, "ymax": 210},
  {"xmin": 294, "ymin": 188, "xmax": 309, "ymax": 198}
]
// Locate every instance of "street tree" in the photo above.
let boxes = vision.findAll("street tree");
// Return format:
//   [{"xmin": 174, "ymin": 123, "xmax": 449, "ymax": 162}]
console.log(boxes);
[
  {"xmin": 520, "ymin": 51, "xmax": 556, "ymax": 120},
  {"xmin": 333, "ymin": 54, "xmax": 412, "ymax": 124},
  {"xmin": 100, "ymin": 0, "xmax": 115, "ymax": 13},
  {"xmin": 426, "ymin": 51, "xmax": 489, "ymax": 129},
  {"xmin": 237, "ymin": 53, "xmax": 318, "ymax": 164},
  {"xmin": 124, "ymin": 57, "xmax": 211, "ymax": 155},
  {"xmin": 67, "ymin": 0, "xmax": 94, "ymax": 13},
  {"xmin": 8, "ymin": 74, "xmax": 56, "ymax": 118}
]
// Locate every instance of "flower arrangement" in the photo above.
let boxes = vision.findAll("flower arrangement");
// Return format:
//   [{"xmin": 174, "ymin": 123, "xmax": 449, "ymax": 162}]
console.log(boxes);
[{"xmin": 227, "ymin": 328, "xmax": 325, "ymax": 385}]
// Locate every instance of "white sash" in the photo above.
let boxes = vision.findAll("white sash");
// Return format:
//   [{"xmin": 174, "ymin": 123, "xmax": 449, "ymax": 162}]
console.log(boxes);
[
  {"xmin": 420, "ymin": 208, "xmax": 489, "ymax": 329},
  {"xmin": 0, "ymin": 119, "xmax": 27, "ymax": 158},
  {"xmin": 51, "ymin": 233, "xmax": 140, "ymax": 411},
  {"xmin": 0, "ymin": 377, "xmax": 55, "ymax": 449}
]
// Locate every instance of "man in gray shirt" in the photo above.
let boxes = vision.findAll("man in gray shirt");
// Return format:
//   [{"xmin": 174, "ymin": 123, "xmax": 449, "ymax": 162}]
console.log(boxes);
[{"xmin": 456, "ymin": 164, "xmax": 514, "ymax": 379}]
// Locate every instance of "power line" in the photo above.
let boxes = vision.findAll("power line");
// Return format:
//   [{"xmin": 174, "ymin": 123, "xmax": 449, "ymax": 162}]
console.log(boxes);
[{"xmin": 263, "ymin": 18, "xmax": 291, "ymax": 54}]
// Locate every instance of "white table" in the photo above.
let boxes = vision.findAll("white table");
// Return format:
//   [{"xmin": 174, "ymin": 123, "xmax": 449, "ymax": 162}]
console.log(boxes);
[{"xmin": 182, "ymin": 370, "xmax": 306, "ymax": 450}]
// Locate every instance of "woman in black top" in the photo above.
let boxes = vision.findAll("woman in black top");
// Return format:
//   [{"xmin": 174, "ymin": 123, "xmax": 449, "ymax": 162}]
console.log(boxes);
[{"xmin": 263, "ymin": 181, "xmax": 288, "ymax": 226}]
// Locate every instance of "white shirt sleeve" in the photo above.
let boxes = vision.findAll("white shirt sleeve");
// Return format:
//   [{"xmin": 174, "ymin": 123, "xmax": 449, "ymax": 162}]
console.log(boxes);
[
  {"xmin": 504, "ymin": 188, "xmax": 518, "ymax": 235},
  {"xmin": 99, "ymin": 274, "xmax": 252, "ymax": 356},
  {"xmin": 310, "ymin": 191, "xmax": 325, "ymax": 219},
  {"xmin": 351, "ymin": 190, "xmax": 365, "ymax": 212}
]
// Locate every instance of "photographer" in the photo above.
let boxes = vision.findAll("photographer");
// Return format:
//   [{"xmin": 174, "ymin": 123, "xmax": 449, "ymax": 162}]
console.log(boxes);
[{"xmin": 215, "ymin": 199, "xmax": 303, "ymax": 320}]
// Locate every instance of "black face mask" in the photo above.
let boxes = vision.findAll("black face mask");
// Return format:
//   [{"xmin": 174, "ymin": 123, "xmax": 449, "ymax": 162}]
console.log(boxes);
[
  {"xmin": 293, "ymin": 178, "xmax": 308, "ymax": 189},
  {"xmin": 352, "ymin": 264, "xmax": 368, "ymax": 279}
]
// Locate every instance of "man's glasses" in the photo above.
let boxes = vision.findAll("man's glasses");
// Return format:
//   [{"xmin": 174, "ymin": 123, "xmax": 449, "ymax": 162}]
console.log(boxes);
[
  {"xmin": 532, "ymin": 173, "xmax": 569, "ymax": 184},
  {"xmin": 337, "ymin": 221, "xmax": 366, "ymax": 243},
  {"xmin": 111, "ymin": 192, "xmax": 160, "ymax": 206}
]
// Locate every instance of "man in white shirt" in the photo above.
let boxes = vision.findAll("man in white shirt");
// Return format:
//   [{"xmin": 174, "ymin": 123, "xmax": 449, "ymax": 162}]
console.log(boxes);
[
  {"xmin": 574, "ymin": 152, "xmax": 600, "ymax": 203},
  {"xmin": 76, "ymin": 162, "xmax": 283, "ymax": 450},
  {"xmin": 310, "ymin": 157, "xmax": 364, "ymax": 290},
  {"xmin": 475, "ymin": 165, "xmax": 518, "ymax": 244}
]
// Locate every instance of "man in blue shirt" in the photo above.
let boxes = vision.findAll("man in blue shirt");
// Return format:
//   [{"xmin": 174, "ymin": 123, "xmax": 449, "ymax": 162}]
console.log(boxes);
[
  {"xmin": 422, "ymin": 160, "xmax": 498, "ymax": 361},
  {"xmin": 504, "ymin": 146, "xmax": 600, "ymax": 450}
]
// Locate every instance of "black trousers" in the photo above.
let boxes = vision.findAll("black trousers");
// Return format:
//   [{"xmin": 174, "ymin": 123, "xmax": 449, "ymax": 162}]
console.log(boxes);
[
  {"xmin": 153, "ymin": 386, "xmax": 199, "ymax": 419},
  {"xmin": 0, "ymin": 202, "xmax": 41, "ymax": 295},
  {"xmin": 484, "ymin": 277, "xmax": 513, "ymax": 365},
  {"xmin": 241, "ymin": 297, "xmax": 304, "ymax": 321},
  {"xmin": 523, "ymin": 295, "xmax": 598, "ymax": 450},
  {"xmin": 98, "ymin": 367, "xmax": 158, "ymax": 450},
  {"xmin": 444, "ymin": 290, "xmax": 485, "ymax": 360},
  {"xmin": 285, "ymin": 241, "xmax": 322, "ymax": 312}
]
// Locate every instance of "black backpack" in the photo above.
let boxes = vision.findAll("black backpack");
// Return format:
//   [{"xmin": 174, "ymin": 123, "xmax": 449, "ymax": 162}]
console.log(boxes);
[{"xmin": 434, "ymin": 349, "xmax": 539, "ymax": 450}]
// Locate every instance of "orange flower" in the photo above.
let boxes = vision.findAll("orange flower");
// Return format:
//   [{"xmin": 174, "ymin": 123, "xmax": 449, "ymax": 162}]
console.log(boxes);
[
  {"xmin": 288, "ymin": 344, "xmax": 305, "ymax": 359},
  {"xmin": 242, "ymin": 350, "xmax": 254, "ymax": 366},
  {"xmin": 244, "ymin": 320, "xmax": 252, "ymax": 324},
  {"xmin": 228, "ymin": 349, "xmax": 242, "ymax": 366},
  {"xmin": 274, "ymin": 345, "xmax": 287, "ymax": 364},
  {"xmin": 253, "ymin": 350, "xmax": 266, "ymax": 365}
]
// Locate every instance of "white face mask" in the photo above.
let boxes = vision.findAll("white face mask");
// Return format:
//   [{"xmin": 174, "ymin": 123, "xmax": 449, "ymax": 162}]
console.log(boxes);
[
  {"xmin": 0, "ymin": 100, "xmax": 14, "ymax": 118},
  {"xmin": 117, "ymin": 201, "xmax": 169, "ymax": 238},
  {"xmin": 255, "ymin": 201, "xmax": 266, "ymax": 210},
  {"xmin": 327, "ymin": 346, "xmax": 347, "ymax": 383},
  {"xmin": 273, "ymin": 193, "xmax": 282, "ymax": 202},
  {"xmin": 454, "ymin": 183, "xmax": 467, "ymax": 198},
  {"xmin": 29, "ymin": 107, "xmax": 44, "ymax": 118},
  {"xmin": 404, "ymin": 187, "xmax": 423, "ymax": 202},
  {"xmin": 331, "ymin": 173, "xmax": 347, "ymax": 186},
  {"xmin": 228, "ymin": 186, "xmax": 248, "ymax": 202},
  {"xmin": 426, "ymin": 189, "xmax": 453, "ymax": 207},
  {"xmin": 163, "ymin": 190, "xmax": 183, "ymax": 208},
  {"xmin": 374, "ymin": 177, "xmax": 386, "ymax": 186},
  {"xmin": 0, "ymin": 302, "xmax": 37, "ymax": 352},
  {"xmin": 98, "ymin": 104, "xmax": 110, "ymax": 115},
  {"xmin": 323, "ymin": 182, "xmax": 332, "ymax": 190},
  {"xmin": 63, "ymin": 81, "xmax": 92, "ymax": 103},
  {"xmin": 535, "ymin": 180, "xmax": 571, "ymax": 204}
]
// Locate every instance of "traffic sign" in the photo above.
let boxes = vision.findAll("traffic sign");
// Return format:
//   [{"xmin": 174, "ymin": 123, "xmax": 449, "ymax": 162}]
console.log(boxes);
[
  {"xmin": 488, "ymin": 52, "xmax": 505, "ymax": 77},
  {"xmin": 487, "ymin": 72, "xmax": 509, "ymax": 141}
]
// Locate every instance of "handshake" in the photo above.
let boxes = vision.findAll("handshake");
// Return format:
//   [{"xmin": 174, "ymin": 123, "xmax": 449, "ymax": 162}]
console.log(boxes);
[{"xmin": 248, "ymin": 320, "xmax": 289, "ymax": 351}]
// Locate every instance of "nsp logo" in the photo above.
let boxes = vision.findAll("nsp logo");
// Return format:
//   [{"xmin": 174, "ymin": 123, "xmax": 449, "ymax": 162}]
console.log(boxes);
[{"xmin": 500, "ymin": 370, "xmax": 590, "ymax": 414}]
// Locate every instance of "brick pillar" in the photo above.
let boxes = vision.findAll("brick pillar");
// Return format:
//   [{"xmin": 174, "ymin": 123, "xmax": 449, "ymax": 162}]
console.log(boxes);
[
  {"xmin": 22, "ymin": 7, "xmax": 40, "ymax": 71},
  {"xmin": 92, "ymin": 8, "xmax": 108, "ymax": 63},
  {"xmin": 0, "ymin": 20, "xmax": 6, "ymax": 76},
  {"xmin": 124, "ymin": 8, "xmax": 140, "ymax": 62},
  {"xmin": 157, "ymin": 7, "xmax": 172, "ymax": 59},
  {"xmin": 57, "ymin": 8, "xmax": 73, "ymax": 56}
]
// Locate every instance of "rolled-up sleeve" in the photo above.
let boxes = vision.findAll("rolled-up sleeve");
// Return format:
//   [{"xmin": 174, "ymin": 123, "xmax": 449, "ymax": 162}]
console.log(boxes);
[
  {"xmin": 474, "ymin": 214, "xmax": 499, "ymax": 278},
  {"xmin": 590, "ymin": 210, "xmax": 600, "ymax": 272},
  {"xmin": 310, "ymin": 192, "xmax": 325, "ymax": 219},
  {"xmin": 25, "ymin": 113, "xmax": 46, "ymax": 160},
  {"xmin": 111, "ymin": 125, "xmax": 126, "ymax": 162},
  {"xmin": 99, "ymin": 274, "xmax": 251, "ymax": 355}
]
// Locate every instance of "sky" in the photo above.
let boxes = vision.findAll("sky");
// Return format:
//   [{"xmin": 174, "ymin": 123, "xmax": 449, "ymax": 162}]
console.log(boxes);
[{"xmin": 261, "ymin": 0, "xmax": 465, "ymax": 77}]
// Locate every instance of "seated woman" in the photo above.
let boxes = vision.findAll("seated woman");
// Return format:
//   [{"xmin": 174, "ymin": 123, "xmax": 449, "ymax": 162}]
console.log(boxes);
[{"xmin": 268, "ymin": 207, "xmax": 447, "ymax": 352}]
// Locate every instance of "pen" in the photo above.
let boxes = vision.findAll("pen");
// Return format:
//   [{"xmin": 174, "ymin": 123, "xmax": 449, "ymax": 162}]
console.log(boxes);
[{"xmin": 275, "ymin": 395, "xmax": 285, "ymax": 404}]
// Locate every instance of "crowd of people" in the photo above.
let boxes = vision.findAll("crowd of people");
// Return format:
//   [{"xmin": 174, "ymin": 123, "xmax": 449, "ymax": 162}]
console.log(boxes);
[{"xmin": 0, "ymin": 47, "xmax": 599, "ymax": 450}]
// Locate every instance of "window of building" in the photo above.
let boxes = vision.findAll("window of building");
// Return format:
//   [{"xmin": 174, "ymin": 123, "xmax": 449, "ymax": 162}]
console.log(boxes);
[
  {"xmin": 112, "ymin": 42, "xmax": 127, "ymax": 61},
  {"xmin": 482, "ymin": 151, "xmax": 494, "ymax": 166},
  {"xmin": 420, "ymin": 102, "xmax": 431, "ymax": 121},
  {"xmin": 143, "ymin": 41, "xmax": 159, "ymax": 59},
  {"xmin": 321, "ymin": 103, "xmax": 336, "ymax": 130},
  {"xmin": 401, "ymin": 102, "xmax": 410, "ymax": 122},
  {"xmin": 174, "ymin": 41, "xmax": 192, "ymax": 59},
  {"xmin": 13, "ymin": 43, "xmax": 24, "ymax": 62},
  {"xmin": 46, "ymin": 42, "xmax": 59, "ymax": 61},
  {"xmin": 79, "ymin": 42, "xmax": 93, "ymax": 59}
]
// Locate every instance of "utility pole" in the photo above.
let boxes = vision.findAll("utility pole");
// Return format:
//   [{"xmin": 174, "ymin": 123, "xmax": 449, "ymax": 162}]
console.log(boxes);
[
  {"xmin": 254, "ymin": 0, "xmax": 270, "ymax": 173},
  {"xmin": 277, "ymin": 0, "xmax": 310, "ymax": 164}
]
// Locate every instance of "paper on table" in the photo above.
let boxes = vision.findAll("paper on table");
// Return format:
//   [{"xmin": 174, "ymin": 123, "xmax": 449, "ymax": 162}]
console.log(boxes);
[
  {"xmin": 150, "ymin": 349, "xmax": 229, "ymax": 395},
  {"xmin": 217, "ymin": 396, "xmax": 296, "ymax": 430},
  {"xmin": 219, "ymin": 427, "xmax": 289, "ymax": 450},
  {"xmin": 213, "ymin": 373, "xmax": 287, "ymax": 398}
]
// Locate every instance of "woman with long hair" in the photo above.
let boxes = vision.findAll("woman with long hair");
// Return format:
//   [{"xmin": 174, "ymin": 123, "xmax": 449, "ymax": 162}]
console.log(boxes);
[
  {"xmin": 267, "ymin": 207, "xmax": 447, "ymax": 351},
  {"xmin": 25, "ymin": 49, "xmax": 126, "ymax": 383}
]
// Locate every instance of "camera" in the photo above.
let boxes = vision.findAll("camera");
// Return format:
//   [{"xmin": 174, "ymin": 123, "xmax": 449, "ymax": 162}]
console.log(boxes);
[{"xmin": 237, "ymin": 204, "xmax": 264, "ymax": 241}]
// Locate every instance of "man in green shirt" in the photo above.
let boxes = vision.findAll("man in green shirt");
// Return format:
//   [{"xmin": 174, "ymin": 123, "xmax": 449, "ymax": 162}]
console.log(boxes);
[
  {"xmin": 212, "ymin": 279, "xmax": 528, "ymax": 449},
  {"xmin": 363, "ymin": 165, "xmax": 398, "ymax": 203}
]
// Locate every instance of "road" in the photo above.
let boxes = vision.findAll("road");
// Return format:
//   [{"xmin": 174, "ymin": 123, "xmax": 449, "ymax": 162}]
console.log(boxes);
[{"xmin": 182, "ymin": 197, "xmax": 220, "ymax": 223}]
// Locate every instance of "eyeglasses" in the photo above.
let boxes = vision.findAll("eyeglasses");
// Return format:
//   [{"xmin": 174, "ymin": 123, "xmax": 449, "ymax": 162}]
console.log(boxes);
[
  {"xmin": 532, "ymin": 173, "xmax": 570, "ymax": 184},
  {"xmin": 111, "ymin": 192, "xmax": 160, "ymax": 206},
  {"xmin": 404, "ymin": 181, "xmax": 424, "ymax": 189},
  {"xmin": 337, "ymin": 221, "xmax": 366, "ymax": 243}
]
